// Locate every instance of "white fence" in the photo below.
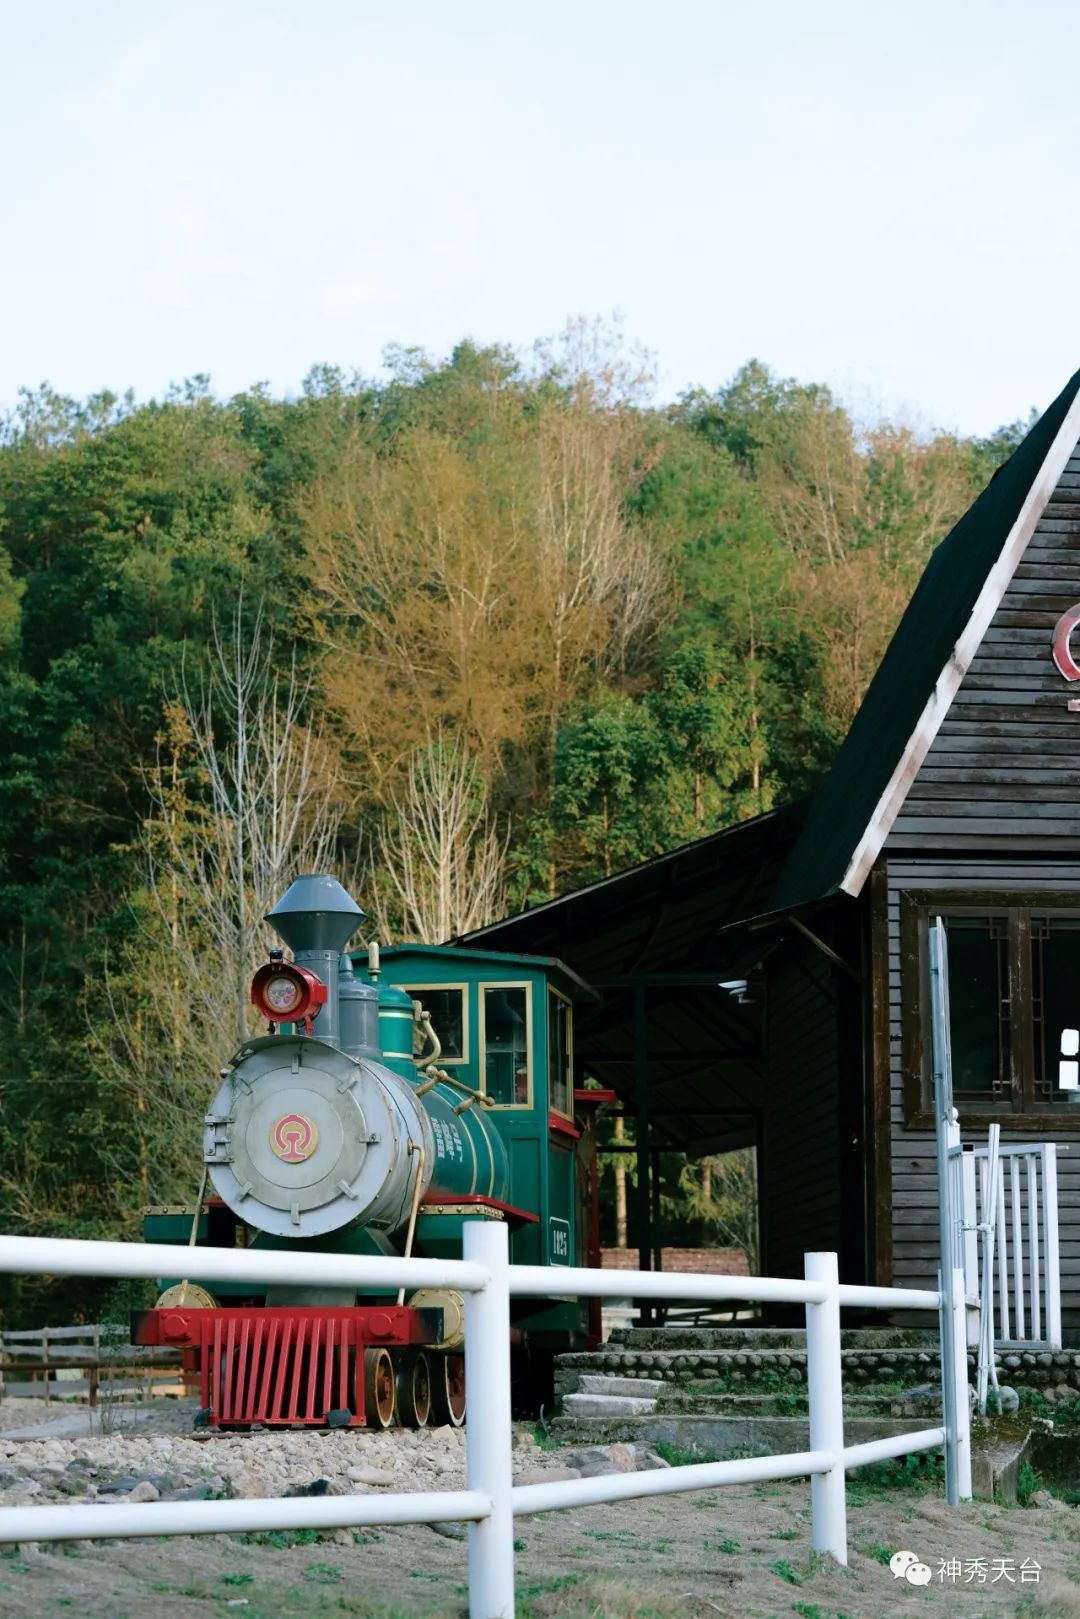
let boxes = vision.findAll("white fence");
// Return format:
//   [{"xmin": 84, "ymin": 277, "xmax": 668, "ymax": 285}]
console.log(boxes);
[
  {"xmin": 0, "ymin": 1227, "xmax": 971, "ymax": 1619},
  {"xmin": 961, "ymin": 1141, "xmax": 1062, "ymax": 1350}
]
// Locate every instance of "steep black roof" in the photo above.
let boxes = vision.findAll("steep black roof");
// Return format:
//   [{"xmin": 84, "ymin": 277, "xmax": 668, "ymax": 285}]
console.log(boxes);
[{"xmin": 770, "ymin": 365, "xmax": 1080, "ymax": 913}]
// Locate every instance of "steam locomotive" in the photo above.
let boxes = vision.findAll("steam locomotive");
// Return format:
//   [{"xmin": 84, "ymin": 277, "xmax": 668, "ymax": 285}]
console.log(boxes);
[{"xmin": 132, "ymin": 875, "xmax": 607, "ymax": 1428}]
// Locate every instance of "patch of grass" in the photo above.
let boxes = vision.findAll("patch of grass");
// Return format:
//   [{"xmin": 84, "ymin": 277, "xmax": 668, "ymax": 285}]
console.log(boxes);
[
  {"xmin": 690, "ymin": 1375, "xmax": 735, "ymax": 1395},
  {"xmin": 517, "ymin": 1573, "xmax": 714, "ymax": 1618},
  {"xmin": 768, "ymin": 1559, "xmax": 802, "ymax": 1586},
  {"xmin": 848, "ymin": 1449, "xmax": 944, "ymax": 1497},
  {"xmin": 1017, "ymin": 1458, "xmax": 1042, "ymax": 1504},
  {"xmin": 857, "ymin": 1544, "xmax": 893, "ymax": 1566},
  {"xmin": 352, "ymin": 1530, "xmax": 383, "ymax": 1544},
  {"xmin": 529, "ymin": 1422, "xmax": 563, "ymax": 1451},
  {"xmin": 791, "ymin": 1605, "xmax": 826, "ymax": 1619},
  {"xmin": 236, "ymin": 1527, "xmax": 321, "ymax": 1548},
  {"xmin": 221, "ymin": 1571, "xmax": 255, "ymax": 1586},
  {"xmin": 771, "ymin": 1529, "xmax": 801, "ymax": 1541},
  {"xmin": 705, "ymin": 1538, "xmax": 740, "ymax": 1554},
  {"xmin": 1013, "ymin": 1387, "xmax": 1080, "ymax": 1427},
  {"xmin": 772, "ymin": 1391, "xmax": 802, "ymax": 1415},
  {"xmin": 651, "ymin": 1440, "xmax": 720, "ymax": 1467},
  {"xmin": 304, "ymin": 1562, "xmax": 343, "ymax": 1584}
]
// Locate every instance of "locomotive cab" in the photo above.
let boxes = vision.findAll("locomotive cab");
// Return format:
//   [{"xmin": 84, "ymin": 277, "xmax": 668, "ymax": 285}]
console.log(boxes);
[
  {"xmin": 133, "ymin": 876, "xmax": 603, "ymax": 1428},
  {"xmin": 357, "ymin": 944, "xmax": 595, "ymax": 1256}
]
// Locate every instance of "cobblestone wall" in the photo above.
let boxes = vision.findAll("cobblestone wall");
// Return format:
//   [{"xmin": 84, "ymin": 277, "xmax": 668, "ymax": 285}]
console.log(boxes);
[{"xmin": 554, "ymin": 1344, "xmax": 1080, "ymax": 1408}]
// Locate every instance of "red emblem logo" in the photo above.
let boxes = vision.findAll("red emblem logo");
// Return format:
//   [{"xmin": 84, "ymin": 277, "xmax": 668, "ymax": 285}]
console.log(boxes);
[
  {"xmin": 270, "ymin": 1112, "xmax": 319, "ymax": 1163},
  {"xmin": 1052, "ymin": 604, "xmax": 1080, "ymax": 682}
]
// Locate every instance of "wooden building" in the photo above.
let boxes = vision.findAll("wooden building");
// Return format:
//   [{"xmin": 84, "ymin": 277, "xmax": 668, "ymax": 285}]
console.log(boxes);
[{"xmin": 461, "ymin": 366, "xmax": 1080, "ymax": 1323}]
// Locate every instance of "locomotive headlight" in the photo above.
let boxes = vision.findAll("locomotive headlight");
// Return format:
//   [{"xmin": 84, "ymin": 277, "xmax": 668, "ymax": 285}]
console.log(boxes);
[
  {"xmin": 250, "ymin": 961, "xmax": 327, "ymax": 1031},
  {"xmin": 264, "ymin": 973, "xmax": 304, "ymax": 1016}
]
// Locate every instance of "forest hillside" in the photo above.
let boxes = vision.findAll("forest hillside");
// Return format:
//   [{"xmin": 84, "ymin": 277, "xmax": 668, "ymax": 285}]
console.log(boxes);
[{"xmin": 0, "ymin": 330, "xmax": 1030, "ymax": 1316}]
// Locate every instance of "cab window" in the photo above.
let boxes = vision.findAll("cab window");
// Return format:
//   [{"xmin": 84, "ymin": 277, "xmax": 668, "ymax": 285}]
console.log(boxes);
[
  {"xmin": 548, "ymin": 990, "xmax": 572, "ymax": 1116},
  {"xmin": 483, "ymin": 985, "xmax": 530, "ymax": 1105},
  {"xmin": 406, "ymin": 986, "xmax": 466, "ymax": 1061}
]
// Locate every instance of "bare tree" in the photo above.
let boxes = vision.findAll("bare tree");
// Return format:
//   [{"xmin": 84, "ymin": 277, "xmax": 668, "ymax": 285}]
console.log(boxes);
[
  {"xmin": 144, "ymin": 603, "xmax": 347, "ymax": 1047},
  {"xmin": 87, "ymin": 604, "xmax": 350, "ymax": 1200},
  {"xmin": 375, "ymin": 730, "xmax": 508, "ymax": 942}
]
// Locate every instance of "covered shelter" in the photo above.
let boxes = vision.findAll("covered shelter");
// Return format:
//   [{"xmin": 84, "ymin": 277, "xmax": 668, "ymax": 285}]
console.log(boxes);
[{"xmin": 462, "ymin": 365, "xmax": 1080, "ymax": 1321}]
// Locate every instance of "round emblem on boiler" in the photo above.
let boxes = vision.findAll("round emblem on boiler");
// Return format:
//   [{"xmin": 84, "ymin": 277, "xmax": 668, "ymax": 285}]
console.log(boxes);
[{"xmin": 270, "ymin": 1112, "xmax": 319, "ymax": 1163}]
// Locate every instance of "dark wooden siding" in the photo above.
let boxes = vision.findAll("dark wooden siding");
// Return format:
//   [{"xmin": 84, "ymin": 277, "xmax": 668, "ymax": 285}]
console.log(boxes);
[
  {"xmin": 878, "ymin": 438, "xmax": 1080, "ymax": 1315},
  {"xmin": 879, "ymin": 859, "xmax": 1080, "ymax": 1317},
  {"xmin": 890, "ymin": 438, "xmax": 1080, "ymax": 847},
  {"xmin": 762, "ymin": 940, "xmax": 843, "ymax": 1279}
]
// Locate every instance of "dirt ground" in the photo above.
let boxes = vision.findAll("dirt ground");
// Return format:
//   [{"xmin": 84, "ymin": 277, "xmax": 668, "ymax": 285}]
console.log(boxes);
[{"xmin": 1, "ymin": 1404, "xmax": 1078, "ymax": 1619}]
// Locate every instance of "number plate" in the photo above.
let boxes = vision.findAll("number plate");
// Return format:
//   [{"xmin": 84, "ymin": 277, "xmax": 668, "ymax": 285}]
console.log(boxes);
[{"xmin": 549, "ymin": 1217, "xmax": 570, "ymax": 1265}]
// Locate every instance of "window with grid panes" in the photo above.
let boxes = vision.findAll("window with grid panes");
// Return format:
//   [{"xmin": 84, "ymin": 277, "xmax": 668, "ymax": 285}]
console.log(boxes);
[{"xmin": 902, "ymin": 895, "xmax": 1080, "ymax": 1125}]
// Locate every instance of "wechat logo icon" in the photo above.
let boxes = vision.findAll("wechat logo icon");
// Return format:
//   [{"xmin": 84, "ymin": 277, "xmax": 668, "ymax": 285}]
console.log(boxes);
[{"xmin": 890, "ymin": 1549, "xmax": 933, "ymax": 1586}]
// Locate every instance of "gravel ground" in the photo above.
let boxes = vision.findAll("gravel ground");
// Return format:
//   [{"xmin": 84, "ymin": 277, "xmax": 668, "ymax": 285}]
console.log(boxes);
[{"xmin": 0, "ymin": 1398, "xmax": 1078, "ymax": 1617}]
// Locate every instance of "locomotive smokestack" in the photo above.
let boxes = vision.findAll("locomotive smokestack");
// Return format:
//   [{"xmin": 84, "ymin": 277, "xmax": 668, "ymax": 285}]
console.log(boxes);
[
  {"xmin": 267, "ymin": 874, "xmax": 365, "ymax": 954},
  {"xmin": 266, "ymin": 875, "xmax": 365, "ymax": 1047}
]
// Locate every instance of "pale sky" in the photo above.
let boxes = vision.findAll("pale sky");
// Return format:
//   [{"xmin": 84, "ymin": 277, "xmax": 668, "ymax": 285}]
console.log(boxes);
[{"xmin": 3, "ymin": 0, "xmax": 1078, "ymax": 435}]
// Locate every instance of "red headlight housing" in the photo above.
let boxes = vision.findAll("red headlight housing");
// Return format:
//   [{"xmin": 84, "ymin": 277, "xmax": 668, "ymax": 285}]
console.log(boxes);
[{"xmin": 251, "ymin": 962, "xmax": 327, "ymax": 1031}]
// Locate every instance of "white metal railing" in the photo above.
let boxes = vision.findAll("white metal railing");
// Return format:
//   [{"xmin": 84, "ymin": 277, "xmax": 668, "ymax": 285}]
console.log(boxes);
[
  {"xmin": 0, "ymin": 1227, "xmax": 971, "ymax": 1619},
  {"xmin": 961, "ymin": 1140, "xmax": 1062, "ymax": 1351}
]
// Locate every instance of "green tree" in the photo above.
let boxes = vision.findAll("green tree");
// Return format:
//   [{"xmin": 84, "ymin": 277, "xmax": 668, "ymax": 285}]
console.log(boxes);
[
  {"xmin": 542, "ymin": 696, "xmax": 678, "ymax": 887},
  {"xmin": 647, "ymin": 644, "xmax": 762, "ymax": 829}
]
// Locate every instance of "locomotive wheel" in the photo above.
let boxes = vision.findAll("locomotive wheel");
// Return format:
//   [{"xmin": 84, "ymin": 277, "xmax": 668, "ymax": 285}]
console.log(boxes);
[
  {"xmin": 395, "ymin": 1350, "xmax": 432, "ymax": 1429},
  {"xmin": 363, "ymin": 1347, "xmax": 396, "ymax": 1429},
  {"xmin": 430, "ymin": 1352, "xmax": 466, "ymax": 1428}
]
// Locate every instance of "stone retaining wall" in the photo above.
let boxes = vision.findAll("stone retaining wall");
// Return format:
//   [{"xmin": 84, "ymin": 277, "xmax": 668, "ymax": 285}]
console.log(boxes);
[{"xmin": 555, "ymin": 1344, "xmax": 1080, "ymax": 1409}]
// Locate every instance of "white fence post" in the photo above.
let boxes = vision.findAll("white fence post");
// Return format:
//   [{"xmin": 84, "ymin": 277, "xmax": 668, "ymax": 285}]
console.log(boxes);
[
  {"xmin": 463, "ymin": 1219, "xmax": 515, "ymax": 1619},
  {"xmin": 943, "ymin": 1266, "xmax": 972, "ymax": 1502},
  {"xmin": 1042, "ymin": 1145, "xmax": 1062, "ymax": 1351},
  {"xmin": 804, "ymin": 1252, "xmax": 847, "ymax": 1567}
]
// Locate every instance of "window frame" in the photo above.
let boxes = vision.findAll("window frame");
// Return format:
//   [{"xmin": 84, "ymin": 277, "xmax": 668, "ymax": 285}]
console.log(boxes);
[
  {"xmin": 478, "ymin": 980, "xmax": 534, "ymax": 1110},
  {"xmin": 546, "ymin": 985, "xmax": 574, "ymax": 1120},
  {"xmin": 901, "ymin": 888, "xmax": 1080, "ymax": 1129},
  {"xmin": 401, "ymin": 982, "xmax": 470, "ymax": 1066}
]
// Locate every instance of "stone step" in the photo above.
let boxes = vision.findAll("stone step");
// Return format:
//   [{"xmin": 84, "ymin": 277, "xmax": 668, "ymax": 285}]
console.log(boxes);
[
  {"xmin": 559, "ymin": 1347, "xmax": 942, "ymax": 1370},
  {"xmin": 562, "ymin": 1393, "xmax": 658, "ymax": 1419},
  {"xmin": 615, "ymin": 1348, "xmax": 939, "ymax": 1364},
  {"xmin": 577, "ymin": 1374, "xmax": 664, "ymax": 1398},
  {"xmin": 548, "ymin": 1411, "xmax": 943, "ymax": 1455},
  {"xmin": 655, "ymin": 1390, "xmax": 937, "ymax": 1417},
  {"xmin": 608, "ymin": 1326, "xmax": 941, "ymax": 1351}
]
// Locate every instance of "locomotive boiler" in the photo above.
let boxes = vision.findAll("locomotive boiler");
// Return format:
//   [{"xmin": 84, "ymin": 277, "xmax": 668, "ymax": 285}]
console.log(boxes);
[{"xmin": 133, "ymin": 874, "xmax": 604, "ymax": 1429}]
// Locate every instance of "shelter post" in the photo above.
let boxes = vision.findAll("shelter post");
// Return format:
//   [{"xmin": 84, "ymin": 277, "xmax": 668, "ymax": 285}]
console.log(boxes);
[{"xmin": 633, "ymin": 986, "xmax": 654, "ymax": 1325}]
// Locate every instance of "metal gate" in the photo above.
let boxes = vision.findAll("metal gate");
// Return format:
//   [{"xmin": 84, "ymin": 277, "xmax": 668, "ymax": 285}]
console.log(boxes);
[{"xmin": 961, "ymin": 1139, "xmax": 1062, "ymax": 1351}]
